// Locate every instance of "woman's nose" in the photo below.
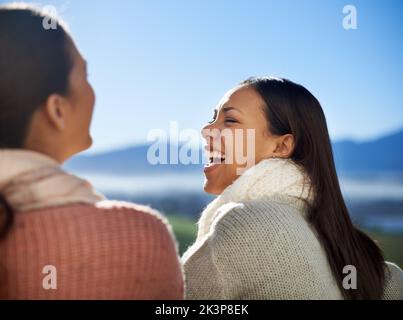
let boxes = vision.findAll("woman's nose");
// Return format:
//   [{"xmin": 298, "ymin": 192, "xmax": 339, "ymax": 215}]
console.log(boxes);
[{"xmin": 201, "ymin": 123, "xmax": 220, "ymax": 141}]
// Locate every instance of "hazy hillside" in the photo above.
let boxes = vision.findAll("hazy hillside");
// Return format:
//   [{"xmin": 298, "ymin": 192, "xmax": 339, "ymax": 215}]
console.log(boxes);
[
  {"xmin": 333, "ymin": 129, "xmax": 403, "ymax": 173},
  {"xmin": 65, "ymin": 143, "xmax": 203, "ymax": 174}
]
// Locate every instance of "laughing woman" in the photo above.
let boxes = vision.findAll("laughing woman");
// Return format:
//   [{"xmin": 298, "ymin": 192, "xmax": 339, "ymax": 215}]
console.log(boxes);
[
  {"xmin": 182, "ymin": 77, "xmax": 403, "ymax": 300},
  {"xmin": 0, "ymin": 5, "xmax": 183, "ymax": 299}
]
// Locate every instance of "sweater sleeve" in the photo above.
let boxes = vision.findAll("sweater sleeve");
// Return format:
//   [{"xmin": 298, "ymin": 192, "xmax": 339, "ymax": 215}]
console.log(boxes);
[{"xmin": 208, "ymin": 201, "xmax": 342, "ymax": 300}]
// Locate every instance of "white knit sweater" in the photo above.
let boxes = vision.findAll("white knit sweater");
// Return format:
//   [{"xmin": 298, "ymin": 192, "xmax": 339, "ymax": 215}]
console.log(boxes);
[{"xmin": 182, "ymin": 158, "xmax": 403, "ymax": 300}]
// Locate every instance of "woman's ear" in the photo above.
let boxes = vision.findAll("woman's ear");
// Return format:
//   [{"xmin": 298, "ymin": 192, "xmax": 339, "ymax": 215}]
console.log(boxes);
[
  {"xmin": 273, "ymin": 134, "xmax": 295, "ymax": 158},
  {"xmin": 44, "ymin": 94, "xmax": 69, "ymax": 131}
]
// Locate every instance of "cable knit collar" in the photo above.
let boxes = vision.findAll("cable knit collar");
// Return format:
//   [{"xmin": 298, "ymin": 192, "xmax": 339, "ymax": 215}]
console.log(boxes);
[
  {"xmin": 0, "ymin": 149, "xmax": 105, "ymax": 212},
  {"xmin": 196, "ymin": 158, "xmax": 314, "ymax": 241}
]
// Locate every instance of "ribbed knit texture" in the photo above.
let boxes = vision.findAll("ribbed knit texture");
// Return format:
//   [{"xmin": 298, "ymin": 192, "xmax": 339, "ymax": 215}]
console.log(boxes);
[
  {"xmin": 0, "ymin": 201, "xmax": 184, "ymax": 299},
  {"xmin": 183, "ymin": 196, "xmax": 403, "ymax": 299},
  {"xmin": 182, "ymin": 158, "xmax": 403, "ymax": 300}
]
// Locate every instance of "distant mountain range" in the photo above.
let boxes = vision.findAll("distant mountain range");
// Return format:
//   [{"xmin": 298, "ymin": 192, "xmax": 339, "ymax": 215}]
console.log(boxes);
[
  {"xmin": 332, "ymin": 129, "xmax": 403, "ymax": 174},
  {"xmin": 65, "ymin": 143, "xmax": 203, "ymax": 175},
  {"xmin": 64, "ymin": 129, "xmax": 403, "ymax": 175}
]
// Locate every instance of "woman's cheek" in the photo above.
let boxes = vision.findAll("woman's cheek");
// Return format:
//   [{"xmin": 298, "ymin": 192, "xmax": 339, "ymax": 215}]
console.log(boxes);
[{"xmin": 85, "ymin": 83, "xmax": 96, "ymax": 126}]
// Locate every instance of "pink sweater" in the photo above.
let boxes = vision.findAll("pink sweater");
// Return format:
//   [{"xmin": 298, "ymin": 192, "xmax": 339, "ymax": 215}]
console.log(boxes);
[{"xmin": 0, "ymin": 201, "xmax": 184, "ymax": 299}]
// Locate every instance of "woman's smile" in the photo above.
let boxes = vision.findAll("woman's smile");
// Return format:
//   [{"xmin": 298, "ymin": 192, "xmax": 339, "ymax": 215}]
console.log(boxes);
[{"xmin": 204, "ymin": 148, "xmax": 226, "ymax": 174}]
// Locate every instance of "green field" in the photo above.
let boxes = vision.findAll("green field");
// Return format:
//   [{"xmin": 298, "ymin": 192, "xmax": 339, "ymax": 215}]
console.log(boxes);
[
  {"xmin": 166, "ymin": 214, "xmax": 403, "ymax": 269},
  {"xmin": 166, "ymin": 214, "xmax": 198, "ymax": 255},
  {"xmin": 368, "ymin": 231, "xmax": 403, "ymax": 269}
]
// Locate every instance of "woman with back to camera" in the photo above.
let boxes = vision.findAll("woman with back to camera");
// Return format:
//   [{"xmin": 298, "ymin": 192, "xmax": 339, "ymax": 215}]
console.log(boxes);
[
  {"xmin": 0, "ymin": 4, "xmax": 183, "ymax": 299},
  {"xmin": 182, "ymin": 76, "xmax": 403, "ymax": 300}
]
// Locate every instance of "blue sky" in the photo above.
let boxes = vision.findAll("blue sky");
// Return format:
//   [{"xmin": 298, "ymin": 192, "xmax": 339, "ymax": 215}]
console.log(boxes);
[{"xmin": 3, "ymin": 0, "xmax": 403, "ymax": 153}]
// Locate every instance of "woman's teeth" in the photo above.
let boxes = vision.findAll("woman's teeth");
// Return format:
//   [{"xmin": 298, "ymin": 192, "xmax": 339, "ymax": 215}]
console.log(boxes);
[
  {"xmin": 209, "ymin": 157, "xmax": 225, "ymax": 164},
  {"xmin": 207, "ymin": 150, "xmax": 226, "ymax": 164}
]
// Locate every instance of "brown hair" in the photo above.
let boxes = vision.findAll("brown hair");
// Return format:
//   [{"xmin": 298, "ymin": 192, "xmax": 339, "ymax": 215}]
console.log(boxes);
[
  {"xmin": 242, "ymin": 76, "xmax": 386, "ymax": 300},
  {"xmin": 0, "ymin": 4, "xmax": 72, "ymax": 238}
]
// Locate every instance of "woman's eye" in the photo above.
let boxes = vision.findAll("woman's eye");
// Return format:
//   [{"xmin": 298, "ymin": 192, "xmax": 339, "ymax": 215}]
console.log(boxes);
[{"xmin": 224, "ymin": 118, "xmax": 238, "ymax": 124}]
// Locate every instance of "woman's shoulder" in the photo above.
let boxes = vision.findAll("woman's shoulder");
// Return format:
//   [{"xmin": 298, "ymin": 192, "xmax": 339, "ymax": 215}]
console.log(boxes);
[
  {"xmin": 94, "ymin": 200, "xmax": 173, "ymax": 227},
  {"xmin": 20, "ymin": 200, "xmax": 171, "ymax": 229},
  {"xmin": 211, "ymin": 196, "xmax": 310, "ymax": 238},
  {"xmin": 383, "ymin": 261, "xmax": 403, "ymax": 299},
  {"xmin": 15, "ymin": 200, "xmax": 178, "ymax": 253},
  {"xmin": 209, "ymin": 197, "xmax": 325, "ymax": 266},
  {"xmin": 207, "ymin": 197, "xmax": 320, "ymax": 266}
]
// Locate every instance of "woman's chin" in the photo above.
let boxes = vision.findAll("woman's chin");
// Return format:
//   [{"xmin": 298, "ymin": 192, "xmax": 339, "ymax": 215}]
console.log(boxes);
[
  {"xmin": 203, "ymin": 179, "xmax": 225, "ymax": 195},
  {"xmin": 203, "ymin": 163, "xmax": 234, "ymax": 195},
  {"xmin": 85, "ymin": 135, "xmax": 93, "ymax": 149}
]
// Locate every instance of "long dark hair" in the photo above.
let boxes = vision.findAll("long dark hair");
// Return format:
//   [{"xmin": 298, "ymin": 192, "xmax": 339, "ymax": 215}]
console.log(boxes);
[
  {"xmin": 0, "ymin": 4, "xmax": 73, "ymax": 238},
  {"xmin": 241, "ymin": 77, "xmax": 386, "ymax": 300}
]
